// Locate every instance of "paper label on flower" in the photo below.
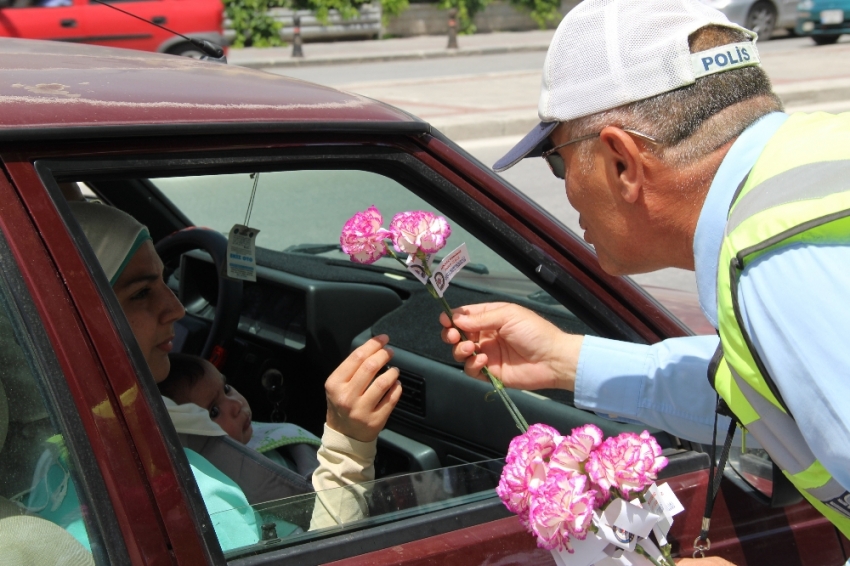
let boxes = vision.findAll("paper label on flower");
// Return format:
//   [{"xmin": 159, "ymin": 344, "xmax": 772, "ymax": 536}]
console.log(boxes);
[
  {"xmin": 549, "ymin": 530, "xmax": 608, "ymax": 566},
  {"xmin": 644, "ymin": 483, "xmax": 681, "ymax": 546},
  {"xmin": 226, "ymin": 224, "xmax": 260, "ymax": 282},
  {"xmin": 602, "ymin": 498, "xmax": 661, "ymax": 540},
  {"xmin": 430, "ymin": 243, "xmax": 470, "ymax": 297},
  {"xmin": 598, "ymin": 519, "xmax": 638, "ymax": 552},
  {"xmin": 645, "ymin": 483, "xmax": 684, "ymax": 520},
  {"xmin": 405, "ymin": 253, "xmax": 432, "ymax": 285}
]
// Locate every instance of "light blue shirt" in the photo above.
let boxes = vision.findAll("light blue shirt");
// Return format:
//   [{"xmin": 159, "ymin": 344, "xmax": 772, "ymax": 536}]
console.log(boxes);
[{"xmin": 574, "ymin": 112, "xmax": 850, "ymax": 494}]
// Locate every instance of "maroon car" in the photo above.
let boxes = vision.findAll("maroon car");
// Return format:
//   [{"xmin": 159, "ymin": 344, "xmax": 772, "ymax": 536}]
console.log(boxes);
[{"xmin": 0, "ymin": 38, "xmax": 846, "ymax": 565}]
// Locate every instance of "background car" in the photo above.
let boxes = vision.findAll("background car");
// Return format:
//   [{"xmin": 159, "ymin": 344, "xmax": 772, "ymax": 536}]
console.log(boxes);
[
  {"xmin": 699, "ymin": 0, "xmax": 798, "ymax": 38},
  {"xmin": 0, "ymin": 37, "xmax": 847, "ymax": 565},
  {"xmin": 796, "ymin": 0, "xmax": 849, "ymax": 44},
  {"xmin": 0, "ymin": 0, "xmax": 223, "ymax": 56}
]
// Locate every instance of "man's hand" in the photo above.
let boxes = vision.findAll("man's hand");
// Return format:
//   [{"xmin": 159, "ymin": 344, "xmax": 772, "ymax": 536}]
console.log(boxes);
[
  {"xmin": 439, "ymin": 302, "xmax": 583, "ymax": 391},
  {"xmin": 324, "ymin": 334, "xmax": 402, "ymax": 443}
]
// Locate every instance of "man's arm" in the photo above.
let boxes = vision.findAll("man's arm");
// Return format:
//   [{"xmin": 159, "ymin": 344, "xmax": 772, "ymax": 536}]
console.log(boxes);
[{"xmin": 441, "ymin": 304, "xmax": 740, "ymax": 444}]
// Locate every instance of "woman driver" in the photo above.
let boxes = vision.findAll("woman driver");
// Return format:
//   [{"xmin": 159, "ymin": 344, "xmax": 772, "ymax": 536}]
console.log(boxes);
[{"xmin": 28, "ymin": 201, "xmax": 400, "ymax": 553}]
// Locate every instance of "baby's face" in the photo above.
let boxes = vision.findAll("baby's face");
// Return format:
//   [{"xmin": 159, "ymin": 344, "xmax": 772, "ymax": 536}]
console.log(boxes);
[{"xmin": 180, "ymin": 361, "xmax": 253, "ymax": 444}]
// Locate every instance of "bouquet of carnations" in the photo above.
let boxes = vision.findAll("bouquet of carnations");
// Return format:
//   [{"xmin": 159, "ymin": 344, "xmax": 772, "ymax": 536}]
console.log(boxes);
[{"xmin": 499, "ymin": 423, "xmax": 683, "ymax": 566}]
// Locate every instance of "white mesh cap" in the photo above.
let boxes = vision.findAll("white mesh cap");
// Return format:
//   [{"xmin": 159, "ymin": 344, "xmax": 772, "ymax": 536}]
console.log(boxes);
[{"xmin": 494, "ymin": 0, "xmax": 758, "ymax": 172}]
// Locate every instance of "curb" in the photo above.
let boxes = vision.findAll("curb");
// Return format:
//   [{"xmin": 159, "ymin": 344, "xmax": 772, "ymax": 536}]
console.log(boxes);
[{"xmin": 230, "ymin": 42, "xmax": 551, "ymax": 68}]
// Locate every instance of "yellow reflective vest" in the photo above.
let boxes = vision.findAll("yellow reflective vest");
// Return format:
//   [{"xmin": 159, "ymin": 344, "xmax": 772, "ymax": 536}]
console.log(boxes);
[{"xmin": 712, "ymin": 112, "xmax": 850, "ymax": 538}]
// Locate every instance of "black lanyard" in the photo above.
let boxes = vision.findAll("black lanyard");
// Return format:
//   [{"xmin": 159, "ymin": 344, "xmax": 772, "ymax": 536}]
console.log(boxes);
[{"xmin": 694, "ymin": 395, "xmax": 738, "ymax": 558}]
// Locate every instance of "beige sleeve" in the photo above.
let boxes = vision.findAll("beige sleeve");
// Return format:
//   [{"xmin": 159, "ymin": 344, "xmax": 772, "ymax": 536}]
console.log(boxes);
[{"xmin": 308, "ymin": 424, "xmax": 377, "ymax": 530}]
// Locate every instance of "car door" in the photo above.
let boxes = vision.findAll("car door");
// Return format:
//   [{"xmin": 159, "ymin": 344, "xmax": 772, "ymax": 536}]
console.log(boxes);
[
  {"xmin": 0, "ymin": 0, "xmax": 90, "ymax": 42},
  {"xmin": 80, "ymin": 0, "xmax": 170, "ymax": 53}
]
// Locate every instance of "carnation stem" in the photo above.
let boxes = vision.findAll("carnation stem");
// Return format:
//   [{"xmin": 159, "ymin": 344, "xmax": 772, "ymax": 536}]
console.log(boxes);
[
  {"xmin": 634, "ymin": 545, "xmax": 674, "ymax": 566},
  {"xmin": 386, "ymin": 247, "xmax": 528, "ymax": 432}
]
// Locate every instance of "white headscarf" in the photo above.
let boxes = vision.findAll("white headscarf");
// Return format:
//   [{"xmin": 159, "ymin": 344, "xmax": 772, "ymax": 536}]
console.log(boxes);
[{"xmin": 68, "ymin": 202, "xmax": 151, "ymax": 285}]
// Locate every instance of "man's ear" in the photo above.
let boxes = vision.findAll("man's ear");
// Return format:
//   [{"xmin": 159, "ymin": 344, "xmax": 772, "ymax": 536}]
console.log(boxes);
[{"xmin": 597, "ymin": 127, "xmax": 646, "ymax": 205}]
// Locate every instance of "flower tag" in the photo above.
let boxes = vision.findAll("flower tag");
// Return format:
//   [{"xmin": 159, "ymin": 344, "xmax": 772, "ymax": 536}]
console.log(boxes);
[
  {"xmin": 644, "ymin": 483, "xmax": 682, "ymax": 546},
  {"xmin": 550, "ymin": 529, "xmax": 608, "ymax": 566},
  {"xmin": 598, "ymin": 519, "xmax": 638, "ymax": 552},
  {"xmin": 226, "ymin": 224, "xmax": 260, "ymax": 282},
  {"xmin": 405, "ymin": 253, "xmax": 433, "ymax": 285},
  {"xmin": 430, "ymin": 243, "xmax": 470, "ymax": 298},
  {"xmin": 604, "ymin": 498, "xmax": 661, "ymax": 539},
  {"xmin": 645, "ymin": 483, "xmax": 684, "ymax": 520}
]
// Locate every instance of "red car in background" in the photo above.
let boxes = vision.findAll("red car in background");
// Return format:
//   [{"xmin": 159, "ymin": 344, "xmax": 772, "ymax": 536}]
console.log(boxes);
[
  {"xmin": 0, "ymin": 38, "xmax": 847, "ymax": 565},
  {"xmin": 0, "ymin": 0, "xmax": 223, "ymax": 55}
]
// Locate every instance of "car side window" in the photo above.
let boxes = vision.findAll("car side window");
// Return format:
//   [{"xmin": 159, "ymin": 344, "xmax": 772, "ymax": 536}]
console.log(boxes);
[{"xmin": 0, "ymin": 267, "xmax": 99, "ymax": 563}]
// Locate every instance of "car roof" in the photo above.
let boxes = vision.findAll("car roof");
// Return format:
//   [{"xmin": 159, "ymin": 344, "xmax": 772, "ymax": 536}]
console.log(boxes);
[{"xmin": 0, "ymin": 38, "xmax": 428, "ymax": 141}]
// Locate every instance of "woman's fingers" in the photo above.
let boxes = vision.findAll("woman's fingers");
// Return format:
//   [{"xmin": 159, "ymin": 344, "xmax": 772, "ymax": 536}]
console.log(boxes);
[
  {"xmin": 361, "ymin": 366, "xmax": 400, "ymax": 408},
  {"xmin": 328, "ymin": 334, "xmax": 390, "ymax": 388}
]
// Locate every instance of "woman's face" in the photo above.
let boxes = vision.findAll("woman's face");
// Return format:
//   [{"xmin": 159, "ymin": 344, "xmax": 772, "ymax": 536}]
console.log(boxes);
[{"xmin": 112, "ymin": 241, "xmax": 185, "ymax": 382}]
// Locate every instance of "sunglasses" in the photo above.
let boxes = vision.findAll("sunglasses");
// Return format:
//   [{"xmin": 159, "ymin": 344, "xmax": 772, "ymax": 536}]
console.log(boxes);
[{"xmin": 541, "ymin": 128, "xmax": 660, "ymax": 179}]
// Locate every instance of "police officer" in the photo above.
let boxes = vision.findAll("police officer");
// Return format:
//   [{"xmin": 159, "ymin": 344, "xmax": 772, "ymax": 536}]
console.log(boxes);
[{"xmin": 440, "ymin": 0, "xmax": 850, "ymax": 563}]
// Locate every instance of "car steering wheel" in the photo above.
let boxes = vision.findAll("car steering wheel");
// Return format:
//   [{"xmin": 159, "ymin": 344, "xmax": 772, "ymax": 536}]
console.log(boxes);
[{"xmin": 155, "ymin": 227, "xmax": 243, "ymax": 361}]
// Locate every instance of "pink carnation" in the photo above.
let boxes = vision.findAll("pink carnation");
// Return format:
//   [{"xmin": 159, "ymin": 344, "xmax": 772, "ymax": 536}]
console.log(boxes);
[
  {"xmin": 497, "ymin": 423, "xmax": 561, "ymax": 522},
  {"xmin": 527, "ymin": 470, "xmax": 597, "ymax": 552},
  {"xmin": 340, "ymin": 206, "xmax": 391, "ymax": 264},
  {"xmin": 585, "ymin": 430, "xmax": 667, "ymax": 498},
  {"xmin": 549, "ymin": 424, "xmax": 604, "ymax": 474},
  {"xmin": 388, "ymin": 210, "xmax": 451, "ymax": 255}
]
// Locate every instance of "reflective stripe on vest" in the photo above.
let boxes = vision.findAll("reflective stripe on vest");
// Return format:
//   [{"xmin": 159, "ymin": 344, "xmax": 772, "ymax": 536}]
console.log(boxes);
[{"xmin": 713, "ymin": 112, "xmax": 850, "ymax": 537}]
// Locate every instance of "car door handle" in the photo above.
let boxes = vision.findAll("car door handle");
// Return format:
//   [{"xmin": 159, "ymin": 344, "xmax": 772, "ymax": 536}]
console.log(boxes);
[
  {"xmin": 151, "ymin": 15, "xmax": 166, "ymax": 24},
  {"xmin": 60, "ymin": 18, "xmax": 77, "ymax": 28}
]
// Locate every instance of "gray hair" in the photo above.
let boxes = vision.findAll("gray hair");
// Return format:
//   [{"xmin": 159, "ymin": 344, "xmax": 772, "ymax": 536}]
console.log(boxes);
[{"xmin": 568, "ymin": 25, "xmax": 783, "ymax": 167}]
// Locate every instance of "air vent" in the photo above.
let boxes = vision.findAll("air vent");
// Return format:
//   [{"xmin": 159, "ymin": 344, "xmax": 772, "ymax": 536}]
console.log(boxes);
[{"xmin": 397, "ymin": 371, "xmax": 426, "ymax": 417}]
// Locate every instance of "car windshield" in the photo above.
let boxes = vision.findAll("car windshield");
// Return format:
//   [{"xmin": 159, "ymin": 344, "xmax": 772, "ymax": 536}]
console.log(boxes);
[
  {"xmin": 152, "ymin": 169, "xmax": 574, "ymax": 315},
  {"xmin": 212, "ymin": 459, "xmax": 503, "ymax": 557}
]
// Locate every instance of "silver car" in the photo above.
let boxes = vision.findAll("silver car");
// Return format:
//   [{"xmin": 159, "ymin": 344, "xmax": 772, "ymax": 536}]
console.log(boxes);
[{"xmin": 699, "ymin": 0, "xmax": 798, "ymax": 37}]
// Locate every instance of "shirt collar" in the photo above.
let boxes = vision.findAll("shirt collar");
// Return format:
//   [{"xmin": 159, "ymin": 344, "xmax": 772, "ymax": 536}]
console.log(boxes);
[{"xmin": 693, "ymin": 112, "xmax": 789, "ymax": 328}]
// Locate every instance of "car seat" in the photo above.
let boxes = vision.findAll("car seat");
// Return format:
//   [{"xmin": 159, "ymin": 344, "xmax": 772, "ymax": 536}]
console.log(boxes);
[{"xmin": 178, "ymin": 433, "xmax": 315, "ymax": 505}]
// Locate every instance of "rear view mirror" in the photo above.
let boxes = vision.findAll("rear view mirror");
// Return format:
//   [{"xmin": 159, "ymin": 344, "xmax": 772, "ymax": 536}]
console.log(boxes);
[{"xmin": 727, "ymin": 448, "xmax": 802, "ymax": 507}]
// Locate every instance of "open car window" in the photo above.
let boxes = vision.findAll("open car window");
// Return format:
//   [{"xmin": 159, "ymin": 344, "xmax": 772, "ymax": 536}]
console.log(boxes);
[
  {"xmin": 214, "ymin": 459, "xmax": 503, "ymax": 559},
  {"xmin": 44, "ymin": 148, "xmax": 676, "ymax": 562}
]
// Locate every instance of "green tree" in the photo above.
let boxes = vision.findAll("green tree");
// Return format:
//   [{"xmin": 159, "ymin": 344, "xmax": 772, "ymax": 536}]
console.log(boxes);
[
  {"xmin": 508, "ymin": 0, "xmax": 561, "ymax": 29},
  {"xmin": 225, "ymin": 0, "xmax": 409, "ymax": 47}
]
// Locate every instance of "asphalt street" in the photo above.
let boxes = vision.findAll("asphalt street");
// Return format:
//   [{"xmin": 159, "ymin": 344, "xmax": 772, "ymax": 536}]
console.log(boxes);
[{"xmin": 239, "ymin": 32, "xmax": 850, "ymax": 303}]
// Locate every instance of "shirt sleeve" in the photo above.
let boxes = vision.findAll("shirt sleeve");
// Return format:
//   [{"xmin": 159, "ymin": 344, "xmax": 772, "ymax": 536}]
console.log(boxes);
[
  {"xmin": 309, "ymin": 424, "xmax": 376, "ymax": 530},
  {"xmin": 737, "ymin": 242, "xmax": 850, "ymax": 492},
  {"xmin": 574, "ymin": 334, "xmax": 745, "ymax": 445}
]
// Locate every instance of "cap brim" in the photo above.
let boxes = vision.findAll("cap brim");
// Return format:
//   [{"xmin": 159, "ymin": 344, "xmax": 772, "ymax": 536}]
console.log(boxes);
[{"xmin": 493, "ymin": 121, "xmax": 557, "ymax": 172}]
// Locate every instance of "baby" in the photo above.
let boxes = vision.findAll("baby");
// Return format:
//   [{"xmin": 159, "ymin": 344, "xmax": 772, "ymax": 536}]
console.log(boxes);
[
  {"xmin": 158, "ymin": 354, "xmax": 348, "ymax": 472},
  {"xmin": 160, "ymin": 351, "xmax": 402, "ymax": 530}
]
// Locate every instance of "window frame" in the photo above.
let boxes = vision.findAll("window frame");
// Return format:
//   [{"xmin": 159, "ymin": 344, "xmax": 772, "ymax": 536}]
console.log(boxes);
[{"xmin": 0, "ymin": 179, "xmax": 131, "ymax": 564}]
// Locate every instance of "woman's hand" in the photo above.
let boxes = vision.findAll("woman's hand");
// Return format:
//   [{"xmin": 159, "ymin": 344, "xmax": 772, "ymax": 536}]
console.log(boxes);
[
  {"xmin": 324, "ymin": 334, "xmax": 402, "ymax": 443},
  {"xmin": 440, "ymin": 302, "xmax": 583, "ymax": 391}
]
